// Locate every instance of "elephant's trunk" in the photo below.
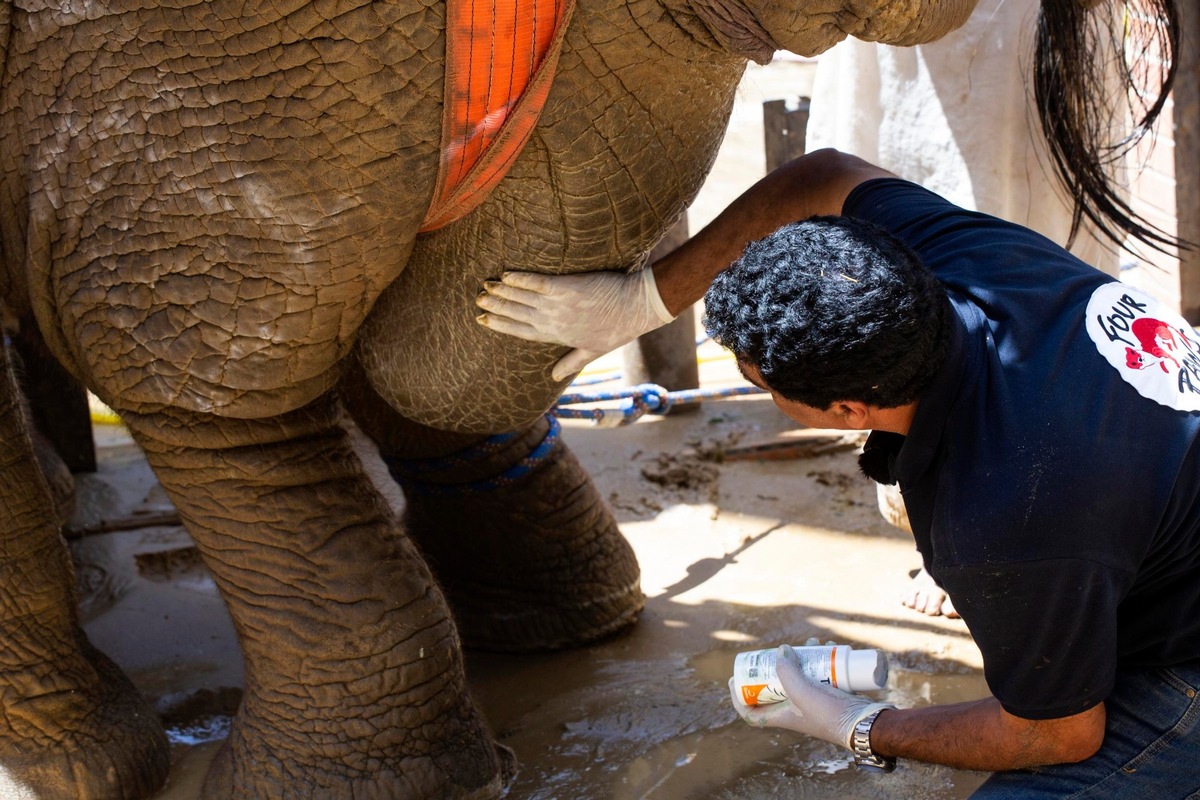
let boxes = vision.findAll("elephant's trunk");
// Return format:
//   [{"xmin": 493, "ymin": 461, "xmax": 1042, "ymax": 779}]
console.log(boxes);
[
  {"xmin": 848, "ymin": 0, "xmax": 980, "ymax": 46},
  {"xmin": 687, "ymin": 0, "xmax": 980, "ymax": 62}
]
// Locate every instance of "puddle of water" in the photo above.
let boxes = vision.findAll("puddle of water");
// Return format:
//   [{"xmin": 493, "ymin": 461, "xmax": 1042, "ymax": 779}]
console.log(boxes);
[
  {"xmin": 158, "ymin": 686, "xmax": 241, "ymax": 748},
  {"xmin": 166, "ymin": 717, "xmax": 232, "ymax": 747}
]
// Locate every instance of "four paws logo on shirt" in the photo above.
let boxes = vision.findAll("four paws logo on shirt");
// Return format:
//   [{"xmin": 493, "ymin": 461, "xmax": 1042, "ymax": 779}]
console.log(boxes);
[{"xmin": 1087, "ymin": 282, "xmax": 1200, "ymax": 411}]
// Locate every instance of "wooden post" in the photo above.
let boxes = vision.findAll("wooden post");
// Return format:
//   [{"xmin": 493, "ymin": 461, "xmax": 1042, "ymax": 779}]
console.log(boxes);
[
  {"xmin": 763, "ymin": 97, "xmax": 811, "ymax": 173},
  {"xmin": 1176, "ymin": 2, "xmax": 1200, "ymax": 323},
  {"xmin": 622, "ymin": 215, "xmax": 700, "ymax": 409}
]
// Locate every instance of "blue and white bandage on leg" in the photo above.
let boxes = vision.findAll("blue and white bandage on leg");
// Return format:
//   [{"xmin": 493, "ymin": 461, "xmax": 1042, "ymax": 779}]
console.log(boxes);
[{"xmin": 383, "ymin": 415, "xmax": 561, "ymax": 496}]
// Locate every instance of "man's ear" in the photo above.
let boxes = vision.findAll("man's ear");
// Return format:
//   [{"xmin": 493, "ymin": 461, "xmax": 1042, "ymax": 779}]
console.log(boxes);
[{"xmin": 835, "ymin": 401, "xmax": 873, "ymax": 429}]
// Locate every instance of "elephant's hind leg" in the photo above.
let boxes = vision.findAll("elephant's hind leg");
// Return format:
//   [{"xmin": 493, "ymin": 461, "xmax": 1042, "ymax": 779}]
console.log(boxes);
[
  {"xmin": 121, "ymin": 396, "xmax": 512, "ymax": 800},
  {"xmin": 0, "ymin": 338, "xmax": 169, "ymax": 800},
  {"xmin": 347, "ymin": 382, "xmax": 644, "ymax": 652}
]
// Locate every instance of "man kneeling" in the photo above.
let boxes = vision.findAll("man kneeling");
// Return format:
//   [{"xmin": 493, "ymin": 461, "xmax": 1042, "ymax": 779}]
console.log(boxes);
[{"xmin": 476, "ymin": 150, "xmax": 1200, "ymax": 795}]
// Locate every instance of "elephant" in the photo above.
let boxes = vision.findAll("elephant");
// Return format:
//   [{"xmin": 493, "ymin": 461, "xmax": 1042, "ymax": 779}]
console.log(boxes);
[{"xmin": 0, "ymin": 0, "xmax": 1179, "ymax": 797}]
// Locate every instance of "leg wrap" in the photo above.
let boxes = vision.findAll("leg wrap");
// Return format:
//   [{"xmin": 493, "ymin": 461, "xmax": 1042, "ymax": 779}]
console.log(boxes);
[
  {"xmin": 383, "ymin": 414, "xmax": 643, "ymax": 652},
  {"xmin": 382, "ymin": 415, "xmax": 559, "ymax": 495}
]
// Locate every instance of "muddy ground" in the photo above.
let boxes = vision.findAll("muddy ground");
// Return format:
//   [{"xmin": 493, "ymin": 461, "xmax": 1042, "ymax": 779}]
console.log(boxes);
[{"xmin": 65, "ymin": 59, "xmax": 994, "ymax": 798}]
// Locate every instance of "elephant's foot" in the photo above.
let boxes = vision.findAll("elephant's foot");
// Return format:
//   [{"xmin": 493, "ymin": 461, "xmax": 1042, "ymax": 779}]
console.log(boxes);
[
  {"xmin": 202, "ymin": 691, "xmax": 515, "ymax": 800},
  {"xmin": 0, "ymin": 631, "xmax": 170, "ymax": 800},
  {"xmin": 386, "ymin": 415, "xmax": 645, "ymax": 652}
]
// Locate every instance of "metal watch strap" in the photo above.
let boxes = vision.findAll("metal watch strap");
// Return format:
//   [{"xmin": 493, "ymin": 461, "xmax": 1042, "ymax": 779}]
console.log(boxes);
[{"xmin": 851, "ymin": 709, "xmax": 897, "ymax": 773}]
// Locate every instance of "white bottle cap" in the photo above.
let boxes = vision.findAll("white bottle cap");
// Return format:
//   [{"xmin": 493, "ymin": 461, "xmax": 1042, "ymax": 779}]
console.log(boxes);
[{"xmin": 846, "ymin": 648, "xmax": 888, "ymax": 691}]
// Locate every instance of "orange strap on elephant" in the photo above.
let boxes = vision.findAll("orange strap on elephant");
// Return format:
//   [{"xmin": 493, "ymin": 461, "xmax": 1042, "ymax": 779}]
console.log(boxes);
[{"xmin": 419, "ymin": 0, "xmax": 575, "ymax": 232}]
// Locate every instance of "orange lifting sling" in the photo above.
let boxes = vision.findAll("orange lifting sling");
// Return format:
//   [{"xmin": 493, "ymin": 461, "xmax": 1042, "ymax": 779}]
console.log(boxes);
[{"xmin": 419, "ymin": 0, "xmax": 576, "ymax": 232}]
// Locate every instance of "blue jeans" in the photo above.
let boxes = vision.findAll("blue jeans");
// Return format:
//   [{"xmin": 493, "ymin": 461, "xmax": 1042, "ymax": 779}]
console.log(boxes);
[{"xmin": 971, "ymin": 663, "xmax": 1200, "ymax": 799}]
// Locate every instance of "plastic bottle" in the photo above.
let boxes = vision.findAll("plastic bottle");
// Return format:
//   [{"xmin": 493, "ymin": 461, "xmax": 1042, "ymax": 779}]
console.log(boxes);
[{"xmin": 732, "ymin": 644, "xmax": 888, "ymax": 705}]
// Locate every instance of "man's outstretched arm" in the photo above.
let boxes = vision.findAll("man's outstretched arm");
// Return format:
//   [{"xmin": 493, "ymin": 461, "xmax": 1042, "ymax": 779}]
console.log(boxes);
[
  {"xmin": 733, "ymin": 645, "xmax": 1106, "ymax": 774},
  {"xmin": 475, "ymin": 149, "xmax": 895, "ymax": 379},
  {"xmin": 651, "ymin": 149, "xmax": 894, "ymax": 316},
  {"xmin": 870, "ymin": 697, "xmax": 1106, "ymax": 771}
]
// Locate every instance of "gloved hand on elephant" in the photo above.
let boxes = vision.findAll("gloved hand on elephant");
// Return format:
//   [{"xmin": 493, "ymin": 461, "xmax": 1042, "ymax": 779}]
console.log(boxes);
[
  {"xmin": 728, "ymin": 644, "xmax": 896, "ymax": 751},
  {"xmin": 475, "ymin": 269, "xmax": 675, "ymax": 381}
]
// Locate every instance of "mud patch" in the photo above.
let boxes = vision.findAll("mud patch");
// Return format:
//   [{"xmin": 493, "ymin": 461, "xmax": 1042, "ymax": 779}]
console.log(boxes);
[
  {"xmin": 641, "ymin": 452, "xmax": 720, "ymax": 492},
  {"xmin": 609, "ymin": 491, "xmax": 665, "ymax": 516},
  {"xmin": 806, "ymin": 467, "xmax": 876, "ymax": 512},
  {"xmin": 559, "ymin": 657, "xmax": 731, "ymax": 750},
  {"xmin": 137, "ymin": 546, "xmax": 207, "ymax": 584},
  {"xmin": 709, "ymin": 431, "xmax": 864, "ymax": 463},
  {"xmin": 709, "ymin": 750, "xmax": 980, "ymax": 800},
  {"xmin": 806, "ymin": 469, "xmax": 857, "ymax": 491},
  {"xmin": 891, "ymin": 648, "xmax": 981, "ymax": 675},
  {"xmin": 73, "ymin": 555, "xmax": 132, "ymax": 624},
  {"xmin": 681, "ymin": 430, "xmax": 748, "ymax": 463}
]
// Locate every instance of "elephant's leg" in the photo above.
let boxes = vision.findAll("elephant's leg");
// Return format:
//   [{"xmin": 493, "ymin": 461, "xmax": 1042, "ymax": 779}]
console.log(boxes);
[
  {"xmin": 9, "ymin": 331, "xmax": 77, "ymax": 526},
  {"xmin": 0, "ymin": 338, "xmax": 169, "ymax": 799},
  {"xmin": 343, "ymin": 370, "xmax": 644, "ymax": 653},
  {"xmin": 29, "ymin": 425, "xmax": 77, "ymax": 528},
  {"xmin": 121, "ymin": 395, "xmax": 512, "ymax": 800}
]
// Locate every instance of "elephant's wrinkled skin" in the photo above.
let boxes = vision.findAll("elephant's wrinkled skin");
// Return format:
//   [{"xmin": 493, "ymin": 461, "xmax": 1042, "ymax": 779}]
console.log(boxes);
[{"xmin": 0, "ymin": 0, "xmax": 976, "ymax": 797}]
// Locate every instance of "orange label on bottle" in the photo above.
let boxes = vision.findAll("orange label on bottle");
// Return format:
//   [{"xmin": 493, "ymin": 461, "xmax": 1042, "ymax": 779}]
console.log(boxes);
[{"xmin": 741, "ymin": 684, "xmax": 768, "ymax": 705}]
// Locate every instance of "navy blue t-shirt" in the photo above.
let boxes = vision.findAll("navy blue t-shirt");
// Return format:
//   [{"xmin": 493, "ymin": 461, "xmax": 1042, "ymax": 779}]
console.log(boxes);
[{"xmin": 844, "ymin": 178, "xmax": 1200, "ymax": 720}]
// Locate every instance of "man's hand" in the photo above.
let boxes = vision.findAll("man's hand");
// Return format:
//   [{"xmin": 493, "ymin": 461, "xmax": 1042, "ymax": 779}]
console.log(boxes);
[
  {"xmin": 475, "ymin": 269, "xmax": 675, "ymax": 381},
  {"xmin": 728, "ymin": 645, "xmax": 894, "ymax": 749},
  {"xmin": 473, "ymin": 151, "xmax": 892, "ymax": 382}
]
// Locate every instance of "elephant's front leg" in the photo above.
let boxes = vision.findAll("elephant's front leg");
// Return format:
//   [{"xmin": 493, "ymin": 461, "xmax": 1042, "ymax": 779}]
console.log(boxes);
[
  {"xmin": 121, "ymin": 395, "xmax": 511, "ymax": 800},
  {"xmin": 0, "ymin": 338, "xmax": 170, "ymax": 800},
  {"xmin": 343, "ymin": 367, "xmax": 644, "ymax": 653}
]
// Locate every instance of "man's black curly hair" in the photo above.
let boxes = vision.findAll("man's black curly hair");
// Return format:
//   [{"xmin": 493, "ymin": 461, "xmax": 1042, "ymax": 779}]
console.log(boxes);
[{"xmin": 702, "ymin": 215, "xmax": 951, "ymax": 410}]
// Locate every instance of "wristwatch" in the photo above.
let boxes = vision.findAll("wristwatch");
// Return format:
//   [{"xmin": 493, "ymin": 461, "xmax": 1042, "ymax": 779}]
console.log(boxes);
[{"xmin": 851, "ymin": 709, "xmax": 897, "ymax": 772}]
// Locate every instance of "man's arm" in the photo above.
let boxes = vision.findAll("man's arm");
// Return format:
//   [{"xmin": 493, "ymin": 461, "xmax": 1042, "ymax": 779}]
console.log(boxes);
[
  {"xmin": 894, "ymin": 560, "xmax": 1123, "ymax": 770},
  {"xmin": 733, "ymin": 646, "xmax": 1107, "ymax": 773},
  {"xmin": 474, "ymin": 148, "xmax": 894, "ymax": 380},
  {"xmin": 871, "ymin": 697, "xmax": 1106, "ymax": 771},
  {"xmin": 651, "ymin": 149, "xmax": 895, "ymax": 315}
]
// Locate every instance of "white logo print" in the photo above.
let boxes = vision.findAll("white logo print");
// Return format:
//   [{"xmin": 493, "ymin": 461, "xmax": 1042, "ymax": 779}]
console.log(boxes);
[{"xmin": 1086, "ymin": 283, "xmax": 1200, "ymax": 412}]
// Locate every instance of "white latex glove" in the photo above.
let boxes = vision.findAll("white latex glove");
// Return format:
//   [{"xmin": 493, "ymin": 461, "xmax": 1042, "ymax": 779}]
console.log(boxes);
[
  {"xmin": 475, "ymin": 269, "xmax": 675, "ymax": 381},
  {"xmin": 728, "ymin": 645, "xmax": 895, "ymax": 750}
]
